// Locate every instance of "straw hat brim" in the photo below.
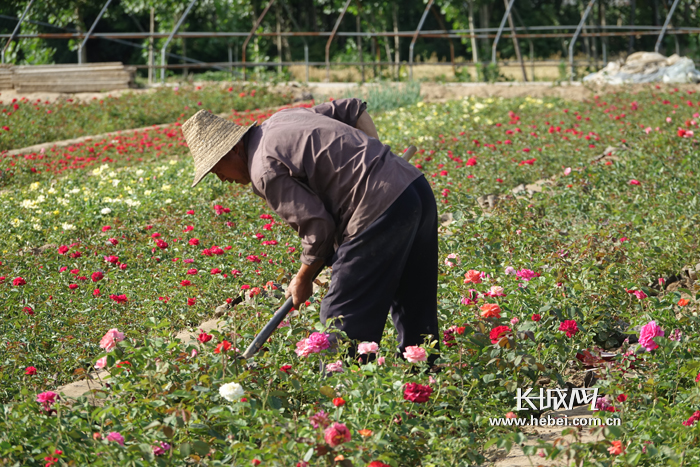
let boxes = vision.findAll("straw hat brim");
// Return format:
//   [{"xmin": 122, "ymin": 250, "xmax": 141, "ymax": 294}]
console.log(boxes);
[{"xmin": 182, "ymin": 109, "xmax": 256, "ymax": 188}]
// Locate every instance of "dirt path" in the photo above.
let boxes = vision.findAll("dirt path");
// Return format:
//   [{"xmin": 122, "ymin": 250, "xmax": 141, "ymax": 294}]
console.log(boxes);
[{"xmin": 489, "ymin": 405, "xmax": 606, "ymax": 467}]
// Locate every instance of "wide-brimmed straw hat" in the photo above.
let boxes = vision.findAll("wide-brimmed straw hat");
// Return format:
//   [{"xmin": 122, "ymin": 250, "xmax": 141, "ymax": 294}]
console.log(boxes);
[{"xmin": 182, "ymin": 109, "xmax": 255, "ymax": 187}]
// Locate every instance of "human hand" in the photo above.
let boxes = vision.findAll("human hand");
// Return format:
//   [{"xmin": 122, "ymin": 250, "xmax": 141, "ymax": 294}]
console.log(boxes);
[{"xmin": 285, "ymin": 274, "xmax": 314, "ymax": 309}]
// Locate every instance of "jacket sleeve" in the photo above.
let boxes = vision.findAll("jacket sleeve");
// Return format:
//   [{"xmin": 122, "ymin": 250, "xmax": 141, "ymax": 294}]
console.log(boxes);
[
  {"xmin": 309, "ymin": 98, "xmax": 367, "ymax": 129},
  {"xmin": 259, "ymin": 168, "xmax": 336, "ymax": 265}
]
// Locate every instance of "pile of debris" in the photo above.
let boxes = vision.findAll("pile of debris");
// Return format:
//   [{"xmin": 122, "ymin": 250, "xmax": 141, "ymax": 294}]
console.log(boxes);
[{"xmin": 583, "ymin": 52, "xmax": 700, "ymax": 84}]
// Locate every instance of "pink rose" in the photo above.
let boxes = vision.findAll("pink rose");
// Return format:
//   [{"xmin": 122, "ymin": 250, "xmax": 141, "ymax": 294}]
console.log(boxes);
[
  {"xmin": 377, "ymin": 356, "xmax": 385, "ymax": 366},
  {"xmin": 323, "ymin": 422, "xmax": 351, "ymax": 447},
  {"xmin": 95, "ymin": 357, "xmax": 108, "ymax": 369},
  {"xmin": 463, "ymin": 269, "xmax": 482, "ymax": 284},
  {"xmin": 36, "ymin": 391, "xmax": 58, "ymax": 405},
  {"xmin": 106, "ymin": 431, "xmax": 125, "ymax": 446},
  {"xmin": 306, "ymin": 332, "xmax": 330, "ymax": 352},
  {"xmin": 325, "ymin": 360, "xmax": 344, "ymax": 373},
  {"xmin": 485, "ymin": 285, "xmax": 506, "ymax": 297},
  {"xmin": 99, "ymin": 328, "xmax": 125, "ymax": 351},
  {"xmin": 294, "ymin": 333, "xmax": 330, "ymax": 357},
  {"xmin": 403, "ymin": 346, "xmax": 427, "ymax": 363},
  {"xmin": 516, "ymin": 268, "xmax": 537, "ymax": 281},
  {"xmin": 633, "ymin": 290, "xmax": 647, "ymax": 300},
  {"xmin": 357, "ymin": 342, "xmax": 379, "ymax": 355},
  {"xmin": 639, "ymin": 320, "xmax": 664, "ymax": 351}
]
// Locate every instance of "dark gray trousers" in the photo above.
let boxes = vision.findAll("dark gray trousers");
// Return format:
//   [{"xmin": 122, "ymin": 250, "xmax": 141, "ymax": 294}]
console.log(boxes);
[{"xmin": 320, "ymin": 176, "xmax": 440, "ymax": 359}]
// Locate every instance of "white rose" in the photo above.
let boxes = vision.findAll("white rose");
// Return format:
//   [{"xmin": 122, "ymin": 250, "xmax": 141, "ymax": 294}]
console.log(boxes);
[
  {"xmin": 101, "ymin": 208, "xmax": 112, "ymax": 215},
  {"xmin": 219, "ymin": 382, "xmax": 244, "ymax": 402}
]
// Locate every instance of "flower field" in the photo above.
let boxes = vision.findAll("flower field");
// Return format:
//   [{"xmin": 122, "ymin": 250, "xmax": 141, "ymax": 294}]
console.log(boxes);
[
  {"xmin": 1, "ymin": 85, "xmax": 700, "ymax": 466},
  {"xmin": 0, "ymin": 85, "xmax": 289, "ymax": 152}
]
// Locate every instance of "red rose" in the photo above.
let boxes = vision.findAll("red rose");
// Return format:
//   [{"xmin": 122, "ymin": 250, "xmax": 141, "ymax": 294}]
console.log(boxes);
[
  {"xmin": 187, "ymin": 297, "xmax": 196, "ymax": 306},
  {"xmin": 333, "ymin": 397, "xmax": 346, "ymax": 407},
  {"xmin": 214, "ymin": 340, "xmax": 232, "ymax": 354},
  {"xmin": 559, "ymin": 320, "xmax": 578, "ymax": 338},
  {"xmin": 197, "ymin": 330, "xmax": 213, "ymax": 343},
  {"xmin": 531, "ymin": 313, "xmax": 541, "ymax": 322},
  {"xmin": 403, "ymin": 383, "xmax": 432, "ymax": 403},
  {"xmin": 489, "ymin": 325, "xmax": 512, "ymax": 344},
  {"xmin": 12, "ymin": 277, "xmax": 26, "ymax": 286},
  {"xmin": 91, "ymin": 271, "xmax": 104, "ymax": 282},
  {"xmin": 280, "ymin": 364, "xmax": 292, "ymax": 374},
  {"xmin": 25, "ymin": 366, "xmax": 37, "ymax": 375}
]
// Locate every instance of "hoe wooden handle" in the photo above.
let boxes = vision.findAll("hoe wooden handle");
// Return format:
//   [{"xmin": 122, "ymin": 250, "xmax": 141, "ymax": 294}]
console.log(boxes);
[{"xmin": 403, "ymin": 145, "xmax": 418, "ymax": 162}]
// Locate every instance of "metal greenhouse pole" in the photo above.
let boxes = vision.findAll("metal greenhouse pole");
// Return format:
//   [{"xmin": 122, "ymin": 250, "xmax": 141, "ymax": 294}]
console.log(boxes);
[
  {"xmin": 2, "ymin": 0, "xmax": 35, "ymax": 64},
  {"xmin": 492, "ymin": 0, "xmax": 516, "ymax": 64},
  {"xmin": 278, "ymin": 0, "xmax": 309, "ymax": 83},
  {"xmin": 161, "ymin": 0, "xmax": 198, "ymax": 83},
  {"xmin": 325, "ymin": 0, "xmax": 352, "ymax": 82},
  {"xmin": 409, "ymin": 0, "xmax": 434, "ymax": 80},
  {"xmin": 655, "ymin": 0, "xmax": 681, "ymax": 53},
  {"xmin": 242, "ymin": 0, "xmax": 275, "ymax": 81},
  {"xmin": 78, "ymin": 0, "xmax": 113, "ymax": 64},
  {"xmin": 568, "ymin": 0, "xmax": 596, "ymax": 82}
]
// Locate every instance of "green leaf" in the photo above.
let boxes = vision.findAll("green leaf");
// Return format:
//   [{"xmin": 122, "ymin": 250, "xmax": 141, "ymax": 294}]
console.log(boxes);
[
  {"xmin": 303, "ymin": 447, "xmax": 314, "ymax": 462},
  {"xmin": 192, "ymin": 441, "xmax": 210, "ymax": 456}
]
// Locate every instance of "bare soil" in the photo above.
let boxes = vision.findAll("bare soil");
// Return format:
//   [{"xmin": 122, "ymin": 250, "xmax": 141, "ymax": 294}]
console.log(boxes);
[{"xmin": 5, "ymin": 81, "xmax": 700, "ymax": 109}]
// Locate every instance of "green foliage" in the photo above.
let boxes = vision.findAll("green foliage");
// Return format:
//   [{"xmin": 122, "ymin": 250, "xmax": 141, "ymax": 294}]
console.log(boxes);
[{"xmin": 332, "ymin": 81, "xmax": 422, "ymax": 113}]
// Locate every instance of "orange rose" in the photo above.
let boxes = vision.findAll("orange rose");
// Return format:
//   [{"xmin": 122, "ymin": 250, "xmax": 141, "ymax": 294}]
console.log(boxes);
[
  {"xmin": 607, "ymin": 440, "xmax": 625, "ymax": 456},
  {"xmin": 678, "ymin": 298, "xmax": 690, "ymax": 307},
  {"xmin": 358, "ymin": 429, "xmax": 373, "ymax": 437},
  {"xmin": 480, "ymin": 303, "xmax": 502, "ymax": 319},
  {"xmin": 464, "ymin": 269, "xmax": 482, "ymax": 284}
]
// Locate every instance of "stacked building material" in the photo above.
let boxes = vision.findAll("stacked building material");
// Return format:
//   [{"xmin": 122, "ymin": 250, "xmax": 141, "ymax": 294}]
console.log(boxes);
[
  {"xmin": 0, "ymin": 64, "xmax": 13, "ymax": 90},
  {"xmin": 10, "ymin": 62, "xmax": 135, "ymax": 93}
]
